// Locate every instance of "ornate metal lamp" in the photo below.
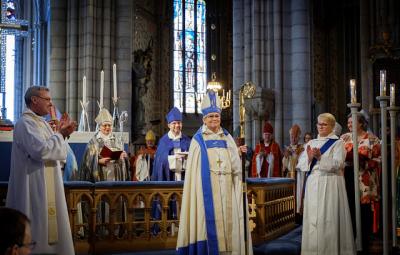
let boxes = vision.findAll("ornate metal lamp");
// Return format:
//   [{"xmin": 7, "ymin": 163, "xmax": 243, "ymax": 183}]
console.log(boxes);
[{"xmin": 206, "ymin": 72, "xmax": 231, "ymax": 109}]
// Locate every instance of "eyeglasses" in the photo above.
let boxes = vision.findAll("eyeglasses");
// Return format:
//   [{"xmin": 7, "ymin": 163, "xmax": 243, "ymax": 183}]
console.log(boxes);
[
  {"xmin": 34, "ymin": 95, "xmax": 51, "ymax": 102},
  {"xmin": 316, "ymin": 123, "xmax": 329, "ymax": 127},
  {"xmin": 18, "ymin": 241, "xmax": 36, "ymax": 250}
]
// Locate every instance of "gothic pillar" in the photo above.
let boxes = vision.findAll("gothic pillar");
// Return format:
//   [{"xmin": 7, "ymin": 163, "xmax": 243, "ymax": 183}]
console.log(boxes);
[{"xmin": 290, "ymin": 0, "xmax": 311, "ymax": 135}]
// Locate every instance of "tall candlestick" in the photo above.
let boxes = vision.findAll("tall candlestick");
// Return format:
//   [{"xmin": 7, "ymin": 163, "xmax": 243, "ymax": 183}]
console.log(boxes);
[
  {"xmin": 380, "ymin": 70, "xmax": 387, "ymax": 96},
  {"xmin": 390, "ymin": 83, "xmax": 395, "ymax": 107},
  {"xmin": 83, "ymin": 76, "xmax": 87, "ymax": 103},
  {"xmin": 100, "ymin": 70, "xmax": 104, "ymax": 108},
  {"xmin": 350, "ymin": 79, "xmax": 356, "ymax": 103},
  {"xmin": 113, "ymin": 63, "xmax": 117, "ymax": 98}
]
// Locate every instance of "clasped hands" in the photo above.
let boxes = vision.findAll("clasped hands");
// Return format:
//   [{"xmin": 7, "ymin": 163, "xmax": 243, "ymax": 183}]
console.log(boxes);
[
  {"xmin": 306, "ymin": 145, "xmax": 321, "ymax": 163},
  {"xmin": 58, "ymin": 113, "xmax": 77, "ymax": 139}
]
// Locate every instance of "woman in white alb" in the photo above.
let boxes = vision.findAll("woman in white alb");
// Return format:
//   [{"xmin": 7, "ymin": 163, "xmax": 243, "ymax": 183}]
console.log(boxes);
[{"xmin": 298, "ymin": 113, "xmax": 355, "ymax": 255}]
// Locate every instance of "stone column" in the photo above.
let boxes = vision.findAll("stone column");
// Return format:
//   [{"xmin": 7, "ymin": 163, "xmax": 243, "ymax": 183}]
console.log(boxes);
[{"xmin": 290, "ymin": 0, "xmax": 311, "ymax": 135}]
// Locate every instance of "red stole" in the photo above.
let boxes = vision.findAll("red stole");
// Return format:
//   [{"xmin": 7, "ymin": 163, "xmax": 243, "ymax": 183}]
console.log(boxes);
[{"xmin": 251, "ymin": 142, "xmax": 282, "ymax": 177}]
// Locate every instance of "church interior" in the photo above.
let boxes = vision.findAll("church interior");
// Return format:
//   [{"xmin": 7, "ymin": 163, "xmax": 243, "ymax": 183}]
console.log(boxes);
[{"xmin": 0, "ymin": 0, "xmax": 400, "ymax": 254}]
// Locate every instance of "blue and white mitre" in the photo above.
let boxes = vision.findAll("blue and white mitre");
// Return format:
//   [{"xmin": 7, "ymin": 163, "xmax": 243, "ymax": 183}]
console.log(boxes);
[
  {"xmin": 166, "ymin": 107, "xmax": 182, "ymax": 123},
  {"xmin": 201, "ymin": 90, "xmax": 221, "ymax": 116}
]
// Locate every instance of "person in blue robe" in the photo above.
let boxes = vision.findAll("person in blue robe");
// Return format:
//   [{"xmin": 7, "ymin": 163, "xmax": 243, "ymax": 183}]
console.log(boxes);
[
  {"xmin": 45, "ymin": 106, "xmax": 78, "ymax": 181},
  {"xmin": 151, "ymin": 107, "xmax": 191, "ymax": 181}
]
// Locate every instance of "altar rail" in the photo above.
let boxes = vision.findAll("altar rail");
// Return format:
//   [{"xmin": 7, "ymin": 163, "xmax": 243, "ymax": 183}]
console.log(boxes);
[{"xmin": 0, "ymin": 178, "xmax": 295, "ymax": 254}]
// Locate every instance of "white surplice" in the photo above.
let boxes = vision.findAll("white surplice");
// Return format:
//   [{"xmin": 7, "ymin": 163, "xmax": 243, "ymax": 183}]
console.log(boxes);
[
  {"xmin": 297, "ymin": 133, "xmax": 355, "ymax": 255},
  {"xmin": 6, "ymin": 109, "xmax": 75, "ymax": 255}
]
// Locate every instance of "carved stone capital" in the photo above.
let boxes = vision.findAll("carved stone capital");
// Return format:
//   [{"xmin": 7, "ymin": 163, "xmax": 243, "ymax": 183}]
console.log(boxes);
[{"xmin": 243, "ymin": 84, "xmax": 275, "ymax": 120}]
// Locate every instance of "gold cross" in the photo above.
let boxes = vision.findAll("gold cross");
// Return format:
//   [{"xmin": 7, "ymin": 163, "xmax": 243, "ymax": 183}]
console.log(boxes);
[{"xmin": 216, "ymin": 158, "xmax": 223, "ymax": 167}]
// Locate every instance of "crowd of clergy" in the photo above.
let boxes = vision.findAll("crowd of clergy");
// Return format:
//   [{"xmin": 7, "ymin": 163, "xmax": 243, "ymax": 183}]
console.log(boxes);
[{"xmin": 4, "ymin": 86, "xmax": 392, "ymax": 255}]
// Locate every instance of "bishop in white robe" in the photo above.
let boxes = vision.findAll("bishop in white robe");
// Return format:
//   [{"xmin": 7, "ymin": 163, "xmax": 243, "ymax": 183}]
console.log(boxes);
[{"xmin": 177, "ymin": 91, "xmax": 252, "ymax": 255}]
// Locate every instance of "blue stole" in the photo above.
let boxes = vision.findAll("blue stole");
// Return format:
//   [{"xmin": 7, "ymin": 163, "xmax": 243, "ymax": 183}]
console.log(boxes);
[
  {"xmin": 193, "ymin": 128, "xmax": 229, "ymax": 255},
  {"xmin": 302, "ymin": 138, "xmax": 338, "ymax": 202},
  {"xmin": 306, "ymin": 138, "xmax": 338, "ymax": 177}
]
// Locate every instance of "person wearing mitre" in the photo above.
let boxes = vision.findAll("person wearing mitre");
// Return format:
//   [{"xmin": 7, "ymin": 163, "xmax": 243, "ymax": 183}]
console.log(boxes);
[
  {"xmin": 78, "ymin": 108, "xmax": 130, "ymax": 182},
  {"xmin": 251, "ymin": 122, "xmax": 282, "ymax": 177},
  {"xmin": 282, "ymin": 124, "xmax": 304, "ymax": 219},
  {"xmin": 131, "ymin": 130, "xmax": 157, "ymax": 181},
  {"xmin": 151, "ymin": 107, "xmax": 191, "ymax": 181},
  {"xmin": 177, "ymin": 90, "xmax": 252, "ymax": 254}
]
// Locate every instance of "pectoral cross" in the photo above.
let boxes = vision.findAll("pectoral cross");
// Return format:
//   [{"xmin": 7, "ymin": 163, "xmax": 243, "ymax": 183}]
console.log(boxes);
[
  {"xmin": 0, "ymin": 1, "xmax": 29, "ymax": 124},
  {"xmin": 216, "ymin": 157, "xmax": 223, "ymax": 168}
]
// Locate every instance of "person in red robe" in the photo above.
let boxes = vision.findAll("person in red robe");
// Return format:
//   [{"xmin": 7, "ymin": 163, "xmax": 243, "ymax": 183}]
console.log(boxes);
[{"xmin": 251, "ymin": 122, "xmax": 282, "ymax": 177}]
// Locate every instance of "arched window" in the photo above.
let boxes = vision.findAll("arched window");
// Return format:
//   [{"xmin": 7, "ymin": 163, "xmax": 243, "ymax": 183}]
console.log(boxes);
[
  {"xmin": 173, "ymin": 0, "xmax": 206, "ymax": 114},
  {"xmin": 0, "ymin": 0, "xmax": 28, "ymax": 123}
]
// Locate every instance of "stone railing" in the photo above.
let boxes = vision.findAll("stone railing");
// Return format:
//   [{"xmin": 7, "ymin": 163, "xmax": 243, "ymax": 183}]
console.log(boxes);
[{"xmin": 0, "ymin": 178, "xmax": 295, "ymax": 254}]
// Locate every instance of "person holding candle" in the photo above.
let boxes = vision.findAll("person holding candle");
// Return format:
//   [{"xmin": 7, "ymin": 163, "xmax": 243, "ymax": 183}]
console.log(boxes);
[
  {"xmin": 298, "ymin": 113, "xmax": 355, "ymax": 254},
  {"xmin": 340, "ymin": 111, "xmax": 381, "ymax": 253},
  {"xmin": 151, "ymin": 107, "xmax": 191, "ymax": 181}
]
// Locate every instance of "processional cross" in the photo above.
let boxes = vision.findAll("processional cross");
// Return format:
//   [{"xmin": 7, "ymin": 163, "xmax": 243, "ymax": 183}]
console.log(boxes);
[{"xmin": 0, "ymin": 0, "xmax": 29, "ymax": 127}]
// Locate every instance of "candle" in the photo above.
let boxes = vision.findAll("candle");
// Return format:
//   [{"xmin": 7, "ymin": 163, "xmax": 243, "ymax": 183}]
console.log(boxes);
[
  {"xmin": 350, "ymin": 79, "xmax": 356, "ymax": 103},
  {"xmin": 380, "ymin": 70, "xmax": 387, "ymax": 96},
  {"xmin": 83, "ymin": 76, "xmax": 87, "ymax": 103},
  {"xmin": 100, "ymin": 70, "xmax": 104, "ymax": 108},
  {"xmin": 113, "ymin": 63, "xmax": 117, "ymax": 98},
  {"xmin": 390, "ymin": 83, "xmax": 395, "ymax": 107}
]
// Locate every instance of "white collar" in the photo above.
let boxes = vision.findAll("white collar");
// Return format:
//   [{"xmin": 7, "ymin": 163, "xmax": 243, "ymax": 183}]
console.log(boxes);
[
  {"xmin": 201, "ymin": 124, "xmax": 223, "ymax": 135},
  {"xmin": 316, "ymin": 132, "xmax": 338, "ymax": 140},
  {"xmin": 168, "ymin": 131, "xmax": 182, "ymax": 140},
  {"xmin": 97, "ymin": 131, "xmax": 112, "ymax": 141}
]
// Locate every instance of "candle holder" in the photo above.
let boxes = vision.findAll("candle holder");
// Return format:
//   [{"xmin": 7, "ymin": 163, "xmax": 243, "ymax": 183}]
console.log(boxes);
[
  {"xmin": 347, "ymin": 102, "xmax": 362, "ymax": 251},
  {"xmin": 388, "ymin": 106, "xmax": 400, "ymax": 248},
  {"xmin": 78, "ymin": 100, "xmax": 91, "ymax": 132},
  {"xmin": 218, "ymin": 89, "xmax": 231, "ymax": 109},
  {"xmin": 377, "ymin": 95, "xmax": 390, "ymax": 255},
  {"xmin": 119, "ymin": 111, "xmax": 128, "ymax": 133},
  {"xmin": 112, "ymin": 96, "xmax": 120, "ymax": 132}
]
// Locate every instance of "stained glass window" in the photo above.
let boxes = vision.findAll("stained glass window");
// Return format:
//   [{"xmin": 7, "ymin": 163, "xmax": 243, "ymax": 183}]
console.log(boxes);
[
  {"xmin": 0, "ymin": 0, "xmax": 28, "ymax": 122},
  {"xmin": 173, "ymin": 0, "xmax": 206, "ymax": 114}
]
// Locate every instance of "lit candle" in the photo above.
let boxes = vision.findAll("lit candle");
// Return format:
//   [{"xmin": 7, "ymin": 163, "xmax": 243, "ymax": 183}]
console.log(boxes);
[
  {"xmin": 350, "ymin": 79, "xmax": 356, "ymax": 103},
  {"xmin": 390, "ymin": 83, "xmax": 395, "ymax": 106},
  {"xmin": 113, "ymin": 63, "xmax": 117, "ymax": 99},
  {"xmin": 82, "ymin": 76, "xmax": 87, "ymax": 103},
  {"xmin": 100, "ymin": 70, "xmax": 104, "ymax": 108},
  {"xmin": 380, "ymin": 70, "xmax": 387, "ymax": 96}
]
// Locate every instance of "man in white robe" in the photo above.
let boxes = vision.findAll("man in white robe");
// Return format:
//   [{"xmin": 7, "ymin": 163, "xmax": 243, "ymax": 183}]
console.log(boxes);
[
  {"xmin": 6, "ymin": 86, "xmax": 76, "ymax": 255},
  {"xmin": 177, "ymin": 90, "xmax": 252, "ymax": 255},
  {"xmin": 297, "ymin": 113, "xmax": 355, "ymax": 255}
]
